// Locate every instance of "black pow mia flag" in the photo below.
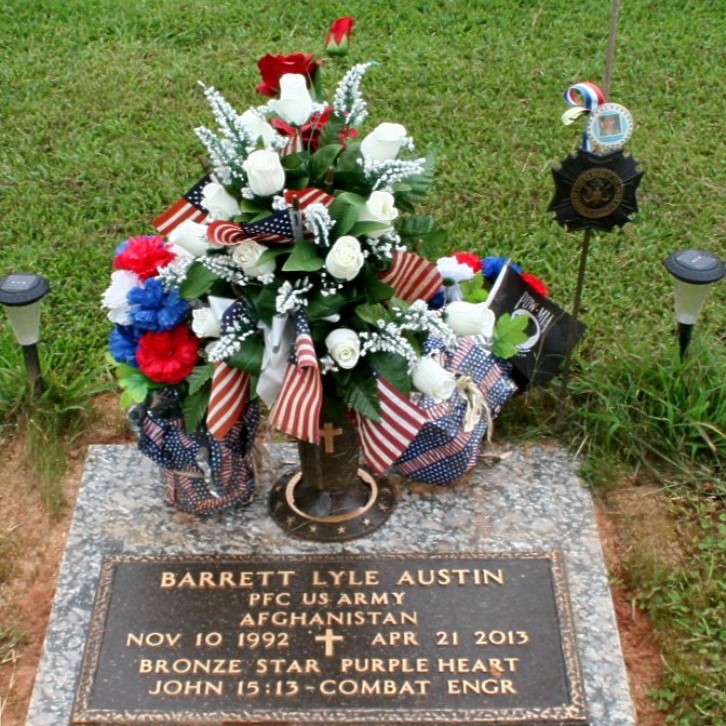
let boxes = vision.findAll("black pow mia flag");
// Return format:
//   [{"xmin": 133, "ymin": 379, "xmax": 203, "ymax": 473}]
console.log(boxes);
[{"xmin": 487, "ymin": 265, "xmax": 586, "ymax": 388}]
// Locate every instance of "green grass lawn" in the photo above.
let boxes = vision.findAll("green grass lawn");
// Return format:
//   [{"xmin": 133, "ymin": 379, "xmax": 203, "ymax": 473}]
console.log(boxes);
[{"xmin": 1, "ymin": 1, "xmax": 724, "ymax": 720}]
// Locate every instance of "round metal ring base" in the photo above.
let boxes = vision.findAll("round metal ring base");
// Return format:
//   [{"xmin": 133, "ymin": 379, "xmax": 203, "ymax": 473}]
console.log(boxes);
[{"xmin": 269, "ymin": 468, "xmax": 395, "ymax": 541}]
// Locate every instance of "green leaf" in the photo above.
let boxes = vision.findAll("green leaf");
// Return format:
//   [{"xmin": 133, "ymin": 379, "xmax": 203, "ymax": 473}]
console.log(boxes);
[
  {"xmin": 310, "ymin": 143, "xmax": 342, "ymax": 182},
  {"xmin": 360, "ymin": 273, "xmax": 395, "ymax": 302},
  {"xmin": 179, "ymin": 262, "xmax": 218, "ymax": 299},
  {"xmin": 396, "ymin": 215, "xmax": 436, "ymax": 240},
  {"xmin": 281, "ymin": 240, "xmax": 324, "ymax": 272},
  {"xmin": 228, "ymin": 336, "xmax": 264, "ymax": 374},
  {"xmin": 342, "ymin": 376, "xmax": 381, "ymax": 422},
  {"xmin": 239, "ymin": 198, "xmax": 269, "ymax": 216},
  {"xmin": 355, "ymin": 302, "xmax": 390, "ymax": 325},
  {"xmin": 329, "ymin": 192, "xmax": 365, "ymax": 236},
  {"xmin": 307, "ymin": 292, "xmax": 346, "ymax": 318},
  {"xmin": 116, "ymin": 364, "xmax": 153, "ymax": 404},
  {"xmin": 257, "ymin": 245, "xmax": 291, "ymax": 268},
  {"xmin": 182, "ymin": 386, "xmax": 209, "ymax": 433},
  {"xmin": 460, "ymin": 274, "xmax": 489, "ymax": 303},
  {"xmin": 281, "ymin": 151, "xmax": 310, "ymax": 175},
  {"xmin": 249, "ymin": 284, "xmax": 277, "ymax": 325},
  {"xmin": 492, "ymin": 313, "xmax": 529, "ymax": 360},
  {"xmin": 349, "ymin": 221, "xmax": 390, "ymax": 237},
  {"xmin": 369, "ymin": 352, "xmax": 412, "ymax": 396},
  {"xmin": 188, "ymin": 363, "xmax": 214, "ymax": 395}
]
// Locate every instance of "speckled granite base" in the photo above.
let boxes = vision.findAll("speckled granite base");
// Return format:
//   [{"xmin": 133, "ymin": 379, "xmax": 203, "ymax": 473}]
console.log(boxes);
[{"xmin": 27, "ymin": 443, "xmax": 634, "ymax": 725}]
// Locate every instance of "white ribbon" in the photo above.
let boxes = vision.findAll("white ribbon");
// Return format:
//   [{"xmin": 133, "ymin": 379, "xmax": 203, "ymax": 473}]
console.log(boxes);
[
  {"xmin": 256, "ymin": 314, "xmax": 294, "ymax": 407},
  {"xmin": 456, "ymin": 375, "xmax": 493, "ymax": 440}
]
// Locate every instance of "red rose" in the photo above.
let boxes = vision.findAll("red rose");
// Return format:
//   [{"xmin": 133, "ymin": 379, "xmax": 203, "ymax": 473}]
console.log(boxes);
[
  {"xmin": 256, "ymin": 53, "xmax": 322, "ymax": 97},
  {"xmin": 136, "ymin": 325, "xmax": 200, "ymax": 384},
  {"xmin": 325, "ymin": 17, "xmax": 354, "ymax": 56},
  {"xmin": 521, "ymin": 272, "xmax": 549, "ymax": 298},
  {"xmin": 454, "ymin": 252, "xmax": 481, "ymax": 273},
  {"xmin": 113, "ymin": 235, "xmax": 176, "ymax": 281}
]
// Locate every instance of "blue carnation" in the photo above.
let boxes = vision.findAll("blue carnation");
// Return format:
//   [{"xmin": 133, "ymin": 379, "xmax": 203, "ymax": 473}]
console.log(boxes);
[
  {"xmin": 428, "ymin": 288, "xmax": 446, "ymax": 310},
  {"xmin": 109, "ymin": 325, "xmax": 141, "ymax": 365},
  {"xmin": 482, "ymin": 256, "xmax": 522, "ymax": 281},
  {"xmin": 127, "ymin": 278, "xmax": 188, "ymax": 332}
]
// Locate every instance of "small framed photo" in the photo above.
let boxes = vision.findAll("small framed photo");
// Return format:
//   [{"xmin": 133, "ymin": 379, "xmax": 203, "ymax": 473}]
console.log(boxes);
[{"xmin": 587, "ymin": 103, "xmax": 634, "ymax": 154}]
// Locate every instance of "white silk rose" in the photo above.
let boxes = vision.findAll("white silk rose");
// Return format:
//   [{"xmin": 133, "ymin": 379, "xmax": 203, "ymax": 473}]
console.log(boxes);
[
  {"xmin": 412, "ymin": 357, "xmax": 456, "ymax": 402},
  {"xmin": 200, "ymin": 182, "xmax": 241, "ymax": 220},
  {"xmin": 360, "ymin": 122, "xmax": 407, "ymax": 163},
  {"xmin": 167, "ymin": 220, "xmax": 210, "ymax": 257},
  {"xmin": 232, "ymin": 240, "xmax": 276, "ymax": 278},
  {"xmin": 191, "ymin": 307, "xmax": 221, "ymax": 339},
  {"xmin": 268, "ymin": 73, "xmax": 313, "ymax": 126},
  {"xmin": 325, "ymin": 328, "xmax": 361, "ymax": 370},
  {"xmin": 239, "ymin": 109, "xmax": 278, "ymax": 148},
  {"xmin": 358, "ymin": 191, "xmax": 399, "ymax": 237},
  {"xmin": 325, "ymin": 235, "xmax": 365, "ymax": 280},
  {"xmin": 242, "ymin": 149, "xmax": 286, "ymax": 197},
  {"xmin": 444, "ymin": 301, "xmax": 496, "ymax": 339}
]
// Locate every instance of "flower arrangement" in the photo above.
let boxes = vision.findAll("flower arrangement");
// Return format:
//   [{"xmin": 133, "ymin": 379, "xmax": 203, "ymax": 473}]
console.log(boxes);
[{"xmin": 103, "ymin": 19, "xmax": 538, "ymax": 490}]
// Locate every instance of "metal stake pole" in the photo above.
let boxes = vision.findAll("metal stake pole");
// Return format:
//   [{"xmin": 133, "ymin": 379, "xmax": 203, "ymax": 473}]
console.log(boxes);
[{"xmin": 559, "ymin": 0, "xmax": 621, "ymax": 399}]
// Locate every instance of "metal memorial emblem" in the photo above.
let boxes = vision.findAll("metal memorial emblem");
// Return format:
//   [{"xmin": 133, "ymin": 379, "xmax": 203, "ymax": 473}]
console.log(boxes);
[
  {"xmin": 549, "ymin": 149, "xmax": 643, "ymax": 232},
  {"xmin": 72, "ymin": 552, "xmax": 588, "ymax": 724}
]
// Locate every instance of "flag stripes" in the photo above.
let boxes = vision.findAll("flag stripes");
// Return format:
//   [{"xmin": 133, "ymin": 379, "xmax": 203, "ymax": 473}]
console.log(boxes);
[
  {"xmin": 356, "ymin": 377, "xmax": 427, "ymax": 474},
  {"xmin": 206, "ymin": 362, "xmax": 250, "ymax": 441},
  {"xmin": 378, "ymin": 251, "xmax": 443, "ymax": 303},
  {"xmin": 207, "ymin": 221, "xmax": 245, "ymax": 246},
  {"xmin": 285, "ymin": 187, "xmax": 335, "ymax": 209},
  {"xmin": 152, "ymin": 175, "xmax": 211, "ymax": 235},
  {"xmin": 269, "ymin": 313, "xmax": 323, "ymax": 443}
]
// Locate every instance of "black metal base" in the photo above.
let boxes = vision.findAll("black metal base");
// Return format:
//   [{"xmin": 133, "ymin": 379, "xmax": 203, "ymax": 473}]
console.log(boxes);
[{"xmin": 269, "ymin": 468, "xmax": 395, "ymax": 541}]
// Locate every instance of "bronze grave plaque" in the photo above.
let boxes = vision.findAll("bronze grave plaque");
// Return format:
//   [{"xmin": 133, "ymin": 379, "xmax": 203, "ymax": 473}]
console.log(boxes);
[{"xmin": 72, "ymin": 552, "xmax": 588, "ymax": 724}]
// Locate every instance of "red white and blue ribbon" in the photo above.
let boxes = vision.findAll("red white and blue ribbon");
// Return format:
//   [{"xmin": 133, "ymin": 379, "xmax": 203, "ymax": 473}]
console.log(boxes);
[
  {"xmin": 206, "ymin": 362, "xmax": 250, "ymax": 441},
  {"xmin": 356, "ymin": 377, "xmax": 427, "ymax": 474},
  {"xmin": 269, "ymin": 312, "xmax": 323, "ymax": 444},
  {"xmin": 563, "ymin": 81, "xmax": 606, "ymax": 151}
]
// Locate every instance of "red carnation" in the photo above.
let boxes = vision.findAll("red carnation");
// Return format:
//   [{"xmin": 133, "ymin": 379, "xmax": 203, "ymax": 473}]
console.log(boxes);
[
  {"xmin": 454, "ymin": 252, "xmax": 481, "ymax": 273},
  {"xmin": 136, "ymin": 325, "xmax": 200, "ymax": 385},
  {"xmin": 113, "ymin": 235, "xmax": 176, "ymax": 281},
  {"xmin": 325, "ymin": 17, "xmax": 354, "ymax": 56},
  {"xmin": 521, "ymin": 272, "xmax": 549, "ymax": 298},
  {"xmin": 256, "ymin": 53, "xmax": 322, "ymax": 97}
]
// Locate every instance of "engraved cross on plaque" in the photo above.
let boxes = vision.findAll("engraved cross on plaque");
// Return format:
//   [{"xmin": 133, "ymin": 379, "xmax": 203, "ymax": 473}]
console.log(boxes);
[
  {"xmin": 319, "ymin": 422, "xmax": 343, "ymax": 454},
  {"xmin": 314, "ymin": 628, "xmax": 344, "ymax": 656}
]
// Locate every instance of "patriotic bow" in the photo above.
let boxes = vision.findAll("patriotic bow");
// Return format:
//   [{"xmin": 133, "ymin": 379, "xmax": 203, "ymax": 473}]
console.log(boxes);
[{"xmin": 562, "ymin": 81, "xmax": 606, "ymax": 152}]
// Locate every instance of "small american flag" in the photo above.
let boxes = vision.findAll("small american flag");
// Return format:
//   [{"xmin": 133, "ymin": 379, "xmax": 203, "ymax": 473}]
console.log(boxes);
[
  {"xmin": 356, "ymin": 377, "xmax": 427, "ymax": 474},
  {"xmin": 208, "ymin": 209, "xmax": 297, "ymax": 247},
  {"xmin": 152, "ymin": 175, "xmax": 211, "ymax": 235},
  {"xmin": 378, "ymin": 251, "xmax": 443, "ymax": 303},
  {"xmin": 269, "ymin": 312, "xmax": 322, "ymax": 443},
  {"xmin": 206, "ymin": 362, "xmax": 250, "ymax": 441}
]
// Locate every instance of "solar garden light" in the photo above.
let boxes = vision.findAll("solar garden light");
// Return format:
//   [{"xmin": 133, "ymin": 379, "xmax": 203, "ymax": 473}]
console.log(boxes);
[
  {"xmin": 664, "ymin": 249, "xmax": 724, "ymax": 360},
  {"xmin": 0, "ymin": 273, "xmax": 50, "ymax": 394}
]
